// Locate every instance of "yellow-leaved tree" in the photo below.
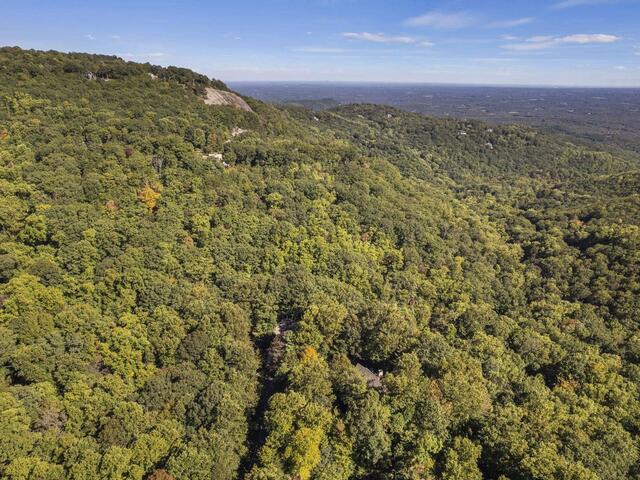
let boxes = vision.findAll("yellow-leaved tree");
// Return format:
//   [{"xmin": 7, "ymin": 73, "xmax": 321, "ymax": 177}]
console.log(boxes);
[{"xmin": 138, "ymin": 184, "xmax": 161, "ymax": 212}]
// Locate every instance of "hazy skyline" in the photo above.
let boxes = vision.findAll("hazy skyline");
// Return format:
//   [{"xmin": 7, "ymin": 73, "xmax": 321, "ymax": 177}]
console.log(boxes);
[{"xmin": 2, "ymin": 0, "xmax": 640, "ymax": 86}]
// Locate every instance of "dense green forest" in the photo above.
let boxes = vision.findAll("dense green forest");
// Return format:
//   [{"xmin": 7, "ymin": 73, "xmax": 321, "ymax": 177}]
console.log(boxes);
[{"xmin": 1, "ymin": 47, "xmax": 640, "ymax": 480}]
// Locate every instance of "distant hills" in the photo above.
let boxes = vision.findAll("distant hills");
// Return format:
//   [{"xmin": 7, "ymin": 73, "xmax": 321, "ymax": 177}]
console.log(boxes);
[{"xmin": 231, "ymin": 81, "xmax": 640, "ymax": 153}]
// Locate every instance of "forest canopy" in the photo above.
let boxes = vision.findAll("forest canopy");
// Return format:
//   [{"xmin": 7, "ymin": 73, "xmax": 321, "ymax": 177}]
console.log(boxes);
[{"xmin": 1, "ymin": 47, "xmax": 640, "ymax": 480}]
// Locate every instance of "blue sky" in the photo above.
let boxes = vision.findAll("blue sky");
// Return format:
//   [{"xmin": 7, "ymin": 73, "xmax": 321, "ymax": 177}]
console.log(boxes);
[{"xmin": 2, "ymin": 0, "xmax": 639, "ymax": 86}]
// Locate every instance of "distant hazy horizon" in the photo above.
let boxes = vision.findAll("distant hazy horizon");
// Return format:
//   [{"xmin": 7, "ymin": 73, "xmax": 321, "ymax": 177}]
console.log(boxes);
[{"xmin": 230, "ymin": 80, "xmax": 640, "ymax": 90}]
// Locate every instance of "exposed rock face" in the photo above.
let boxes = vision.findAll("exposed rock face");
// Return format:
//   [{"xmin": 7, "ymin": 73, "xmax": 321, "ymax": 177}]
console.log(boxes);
[
  {"xmin": 203, "ymin": 87, "xmax": 253, "ymax": 112},
  {"xmin": 231, "ymin": 127, "xmax": 248, "ymax": 137}
]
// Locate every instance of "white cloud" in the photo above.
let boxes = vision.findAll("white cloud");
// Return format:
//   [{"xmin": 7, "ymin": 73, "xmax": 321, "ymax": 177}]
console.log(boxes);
[
  {"xmin": 342, "ymin": 32, "xmax": 435, "ymax": 48},
  {"xmin": 504, "ymin": 33, "xmax": 620, "ymax": 51},
  {"xmin": 553, "ymin": 0, "xmax": 620, "ymax": 9},
  {"xmin": 562, "ymin": 34, "xmax": 619, "ymax": 44},
  {"xmin": 488, "ymin": 17, "xmax": 535, "ymax": 28},
  {"xmin": 111, "ymin": 35, "xmax": 121, "ymax": 40},
  {"xmin": 405, "ymin": 11, "xmax": 476, "ymax": 29},
  {"xmin": 615, "ymin": 65, "xmax": 627, "ymax": 70},
  {"xmin": 528, "ymin": 35, "xmax": 556, "ymax": 43},
  {"xmin": 502, "ymin": 34, "xmax": 519, "ymax": 41},
  {"xmin": 84, "ymin": 34, "xmax": 95, "ymax": 41},
  {"xmin": 343, "ymin": 32, "xmax": 417, "ymax": 44}
]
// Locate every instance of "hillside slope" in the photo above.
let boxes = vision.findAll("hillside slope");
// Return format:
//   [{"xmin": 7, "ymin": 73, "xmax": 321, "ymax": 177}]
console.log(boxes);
[{"xmin": 1, "ymin": 47, "xmax": 640, "ymax": 480}]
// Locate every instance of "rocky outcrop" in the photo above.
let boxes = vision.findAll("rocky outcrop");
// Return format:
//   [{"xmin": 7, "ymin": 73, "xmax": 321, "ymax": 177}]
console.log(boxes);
[{"xmin": 202, "ymin": 87, "xmax": 253, "ymax": 112}]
